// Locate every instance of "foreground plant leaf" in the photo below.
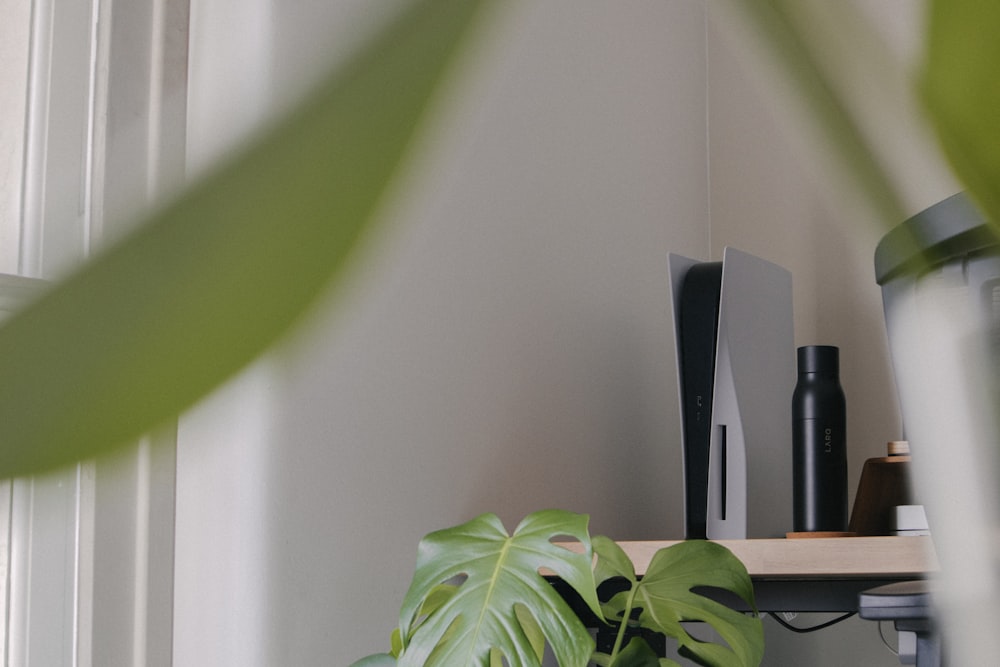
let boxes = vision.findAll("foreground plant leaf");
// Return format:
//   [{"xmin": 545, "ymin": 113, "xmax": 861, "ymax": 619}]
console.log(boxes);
[
  {"xmin": 595, "ymin": 538, "xmax": 763, "ymax": 667},
  {"xmin": 394, "ymin": 510, "xmax": 602, "ymax": 667},
  {"xmin": 349, "ymin": 654, "xmax": 396, "ymax": 667},
  {"xmin": 0, "ymin": 0, "xmax": 491, "ymax": 478},
  {"xmin": 922, "ymin": 0, "xmax": 1000, "ymax": 230},
  {"xmin": 718, "ymin": 0, "xmax": 907, "ymax": 227}
]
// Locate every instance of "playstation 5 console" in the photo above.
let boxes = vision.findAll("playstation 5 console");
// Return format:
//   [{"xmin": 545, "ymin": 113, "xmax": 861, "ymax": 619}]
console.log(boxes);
[{"xmin": 668, "ymin": 248, "xmax": 794, "ymax": 539}]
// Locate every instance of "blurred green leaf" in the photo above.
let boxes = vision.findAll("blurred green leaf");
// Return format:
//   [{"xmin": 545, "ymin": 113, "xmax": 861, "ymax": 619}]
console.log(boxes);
[
  {"xmin": 719, "ymin": 0, "xmax": 907, "ymax": 227},
  {"xmin": 0, "ymin": 0, "xmax": 490, "ymax": 477},
  {"xmin": 394, "ymin": 510, "xmax": 601, "ymax": 667},
  {"xmin": 922, "ymin": 0, "xmax": 1000, "ymax": 229}
]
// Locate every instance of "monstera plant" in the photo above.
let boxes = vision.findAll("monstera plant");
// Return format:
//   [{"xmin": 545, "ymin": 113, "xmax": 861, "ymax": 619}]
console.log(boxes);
[{"xmin": 351, "ymin": 510, "xmax": 763, "ymax": 667}]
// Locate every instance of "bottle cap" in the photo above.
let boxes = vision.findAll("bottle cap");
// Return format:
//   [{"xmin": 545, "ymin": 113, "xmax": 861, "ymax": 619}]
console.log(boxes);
[
  {"xmin": 887, "ymin": 440, "xmax": 910, "ymax": 456},
  {"xmin": 797, "ymin": 345, "xmax": 839, "ymax": 374}
]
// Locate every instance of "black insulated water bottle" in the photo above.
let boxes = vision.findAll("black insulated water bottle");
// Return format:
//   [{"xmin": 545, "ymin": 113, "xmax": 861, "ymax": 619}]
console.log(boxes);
[{"xmin": 792, "ymin": 345, "xmax": 847, "ymax": 532}]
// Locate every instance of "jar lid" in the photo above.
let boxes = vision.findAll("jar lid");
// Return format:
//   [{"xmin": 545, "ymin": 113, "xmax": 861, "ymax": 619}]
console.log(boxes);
[
  {"xmin": 797, "ymin": 345, "xmax": 839, "ymax": 374},
  {"xmin": 887, "ymin": 440, "xmax": 910, "ymax": 456},
  {"xmin": 874, "ymin": 192, "xmax": 996, "ymax": 285}
]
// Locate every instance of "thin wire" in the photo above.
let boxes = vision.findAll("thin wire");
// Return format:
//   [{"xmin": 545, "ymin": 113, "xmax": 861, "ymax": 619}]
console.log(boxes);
[
  {"xmin": 703, "ymin": 6, "xmax": 712, "ymax": 256},
  {"xmin": 768, "ymin": 611, "xmax": 857, "ymax": 633},
  {"xmin": 878, "ymin": 620, "xmax": 899, "ymax": 657}
]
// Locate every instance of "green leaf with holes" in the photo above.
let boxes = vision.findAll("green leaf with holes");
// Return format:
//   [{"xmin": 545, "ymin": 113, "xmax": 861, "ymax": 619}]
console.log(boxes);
[
  {"xmin": 595, "ymin": 538, "xmax": 762, "ymax": 667},
  {"xmin": 392, "ymin": 510, "xmax": 602, "ymax": 667},
  {"xmin": 349, "ymin": 654, "xmax": 396, "ymax": 667}
]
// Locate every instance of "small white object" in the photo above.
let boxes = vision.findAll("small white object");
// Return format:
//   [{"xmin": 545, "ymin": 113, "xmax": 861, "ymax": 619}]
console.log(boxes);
[{"xmin": 894, "ymin": 505, "xmax": 930, "ymax": 536}]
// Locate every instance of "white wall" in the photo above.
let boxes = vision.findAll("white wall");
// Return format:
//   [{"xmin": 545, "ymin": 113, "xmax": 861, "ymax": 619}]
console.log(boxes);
[
  {"xmin": 706, "ymin": 1, "xmax": 958, "ymax": 664},
  {"xmin": 177, "ymin": 1, "xmax": 707, "ymax": 665},
  {"xmin": 175, "ymin": 1, "xmax": 276, "ymax": 663},
  {"xmin": 175, "ymin": 1, "xmax": 958, "ymax": 665}
]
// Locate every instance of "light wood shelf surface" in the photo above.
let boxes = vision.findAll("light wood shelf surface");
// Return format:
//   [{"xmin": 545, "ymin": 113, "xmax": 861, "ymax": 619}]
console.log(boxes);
[{"xmin": 562, "ymin": 536, "xmax": 938, "ymax": 579}]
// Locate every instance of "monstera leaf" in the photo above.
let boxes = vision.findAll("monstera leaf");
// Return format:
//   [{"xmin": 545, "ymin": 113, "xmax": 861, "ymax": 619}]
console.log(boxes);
[
  {"xmin": 392, "ymin": 510, "xmax": 603, "ymax": 667},
  {"xmin": 590, "ymin": 636, "xmax": 673, "ymax": 667},
  {"xmin": 349, "ymin": 655, "xmax": 397, "ymax": 667},
  {"xmin": 594, "ymin": 537, "xmax": 763, "ymax": 667}
]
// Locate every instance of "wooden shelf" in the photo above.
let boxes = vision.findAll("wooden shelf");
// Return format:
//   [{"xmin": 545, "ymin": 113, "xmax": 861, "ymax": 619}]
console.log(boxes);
[
  {"xmin": 555, "ymin": 536, "xmax": 938, "ymax": 613},
  {"xmin": 560, "ymin": 535, "xmax": 938, "ymax": 579},
  {"xmin": 620, "ymin": 536, "xmax": 936, "ymax": 578}
]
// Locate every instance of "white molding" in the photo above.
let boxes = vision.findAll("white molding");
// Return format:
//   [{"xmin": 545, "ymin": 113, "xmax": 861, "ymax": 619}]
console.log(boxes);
[
  {"xmin": 0, "ymin": 0, "xmax": 32, "ymax": 274},
  {"xmin": 7, "ymin": 0, "xmax": 190, "ymax": 665},
  {"xmin": 18, "ymin": 0, "xmax": 55, "ymax": 279}
]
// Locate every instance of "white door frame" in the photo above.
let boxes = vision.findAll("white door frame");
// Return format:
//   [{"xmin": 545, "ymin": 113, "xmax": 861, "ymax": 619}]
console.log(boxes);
[{"xmin": 6, "ymin": 1, "xmax": 189, "ymax": 665}]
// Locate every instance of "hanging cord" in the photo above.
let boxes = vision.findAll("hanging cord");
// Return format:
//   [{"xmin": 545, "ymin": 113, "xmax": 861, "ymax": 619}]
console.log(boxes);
[{"xmin": 767, "ymin": 611, "xmax": 857, "ymax": 633}]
